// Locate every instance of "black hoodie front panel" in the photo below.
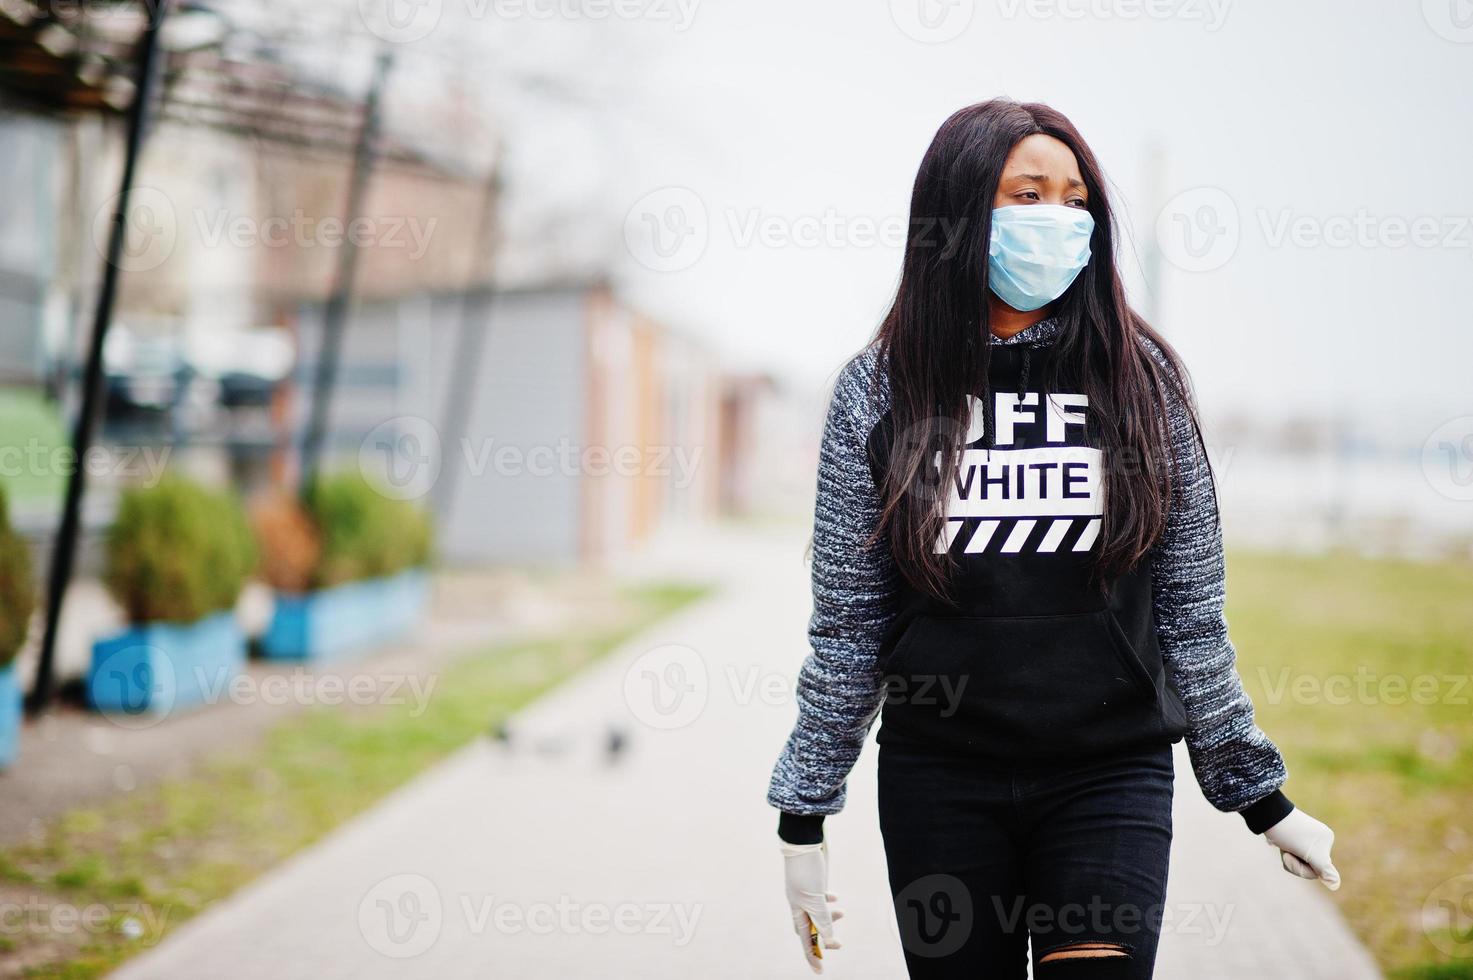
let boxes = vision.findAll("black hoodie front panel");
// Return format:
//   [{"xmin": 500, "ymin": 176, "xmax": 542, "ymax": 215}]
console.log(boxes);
[{"xmin": 868, "ymin": 344, "xmax": 1189, "ymax": 762}]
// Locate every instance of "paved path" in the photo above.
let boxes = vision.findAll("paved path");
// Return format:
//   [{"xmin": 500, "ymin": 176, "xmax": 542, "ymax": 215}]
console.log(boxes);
[{"xmin": 109, "ymin": 526, "xmax": 1382, "ymax": 979}]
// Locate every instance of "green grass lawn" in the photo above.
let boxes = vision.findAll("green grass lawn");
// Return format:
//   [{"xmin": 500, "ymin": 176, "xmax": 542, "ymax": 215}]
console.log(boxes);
[
  {"xmin": 0, "ymin": 581, "xmax": 707, "ymax": 979},
  {"xmin": 0, "ymin": 388, "xmax": 67, "ymax": 508},
  {"xmin": 1228, "ymin": 551, "xmax": 1473, "ymax": 978}
]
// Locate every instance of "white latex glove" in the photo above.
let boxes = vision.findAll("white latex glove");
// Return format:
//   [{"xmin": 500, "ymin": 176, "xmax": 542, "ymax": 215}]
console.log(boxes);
[
  {"xmin": 1263, "ymin": 808, "xmax": 1341, "ymax": 891},
  {"xmin": 780, "ymin": 838, "xmax": 844, "ymax": 973}
]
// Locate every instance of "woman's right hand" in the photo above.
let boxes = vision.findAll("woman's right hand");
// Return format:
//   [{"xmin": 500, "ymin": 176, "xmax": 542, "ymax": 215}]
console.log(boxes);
[{"xmin": 780, "ymin": 837, "xmax": 844, "ymax": 973}]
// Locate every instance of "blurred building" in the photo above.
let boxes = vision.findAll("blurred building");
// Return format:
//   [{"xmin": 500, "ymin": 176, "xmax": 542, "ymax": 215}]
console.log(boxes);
[
  {"xmin": 0, "ymin": 0, "xmax": 801, "ymax": 587},
  {"xmin": 296, "ymin": 281, "xmax": 737, "ymax": 566}
]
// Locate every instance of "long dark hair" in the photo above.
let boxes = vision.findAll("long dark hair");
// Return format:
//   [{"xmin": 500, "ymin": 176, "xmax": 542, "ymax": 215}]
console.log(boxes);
[{"xmin": 875, "ymin": 99, "xmax": 1204, "ymax": 600}]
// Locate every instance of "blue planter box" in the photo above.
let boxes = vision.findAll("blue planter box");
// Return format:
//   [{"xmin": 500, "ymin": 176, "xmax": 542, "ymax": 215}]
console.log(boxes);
[
  {"xmin": 0, "ymin": 663, "xmax": 20, "ymax": 768},
  {"xmin": 261, "ymin": 569, "xmax": 429, "ymax": 662},
  {"xmin": 88, "ymin": 611, "xmax": 246, "ymax": 717}
]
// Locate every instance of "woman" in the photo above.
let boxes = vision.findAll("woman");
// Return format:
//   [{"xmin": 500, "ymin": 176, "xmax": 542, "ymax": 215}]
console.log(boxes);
[{"xmin": 768, "ymin": 100, "xmax": 1341, "ymax": 979}]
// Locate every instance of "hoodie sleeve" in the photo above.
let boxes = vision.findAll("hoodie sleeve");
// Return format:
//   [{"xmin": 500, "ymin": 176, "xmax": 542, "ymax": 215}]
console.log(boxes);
[
  {"xmin": 767, "ymin": 349, "xmax": 898, "ymax": 841},
  {"xmin": 1151, "ymin": 356, "xmax": 1294, "ymax": 834}
]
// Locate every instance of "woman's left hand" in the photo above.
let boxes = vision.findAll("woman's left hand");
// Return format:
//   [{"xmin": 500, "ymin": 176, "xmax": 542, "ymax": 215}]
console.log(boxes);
[{"xmin": 1263, "ymin": 808, "xmax": 1341, "ymax": 891}]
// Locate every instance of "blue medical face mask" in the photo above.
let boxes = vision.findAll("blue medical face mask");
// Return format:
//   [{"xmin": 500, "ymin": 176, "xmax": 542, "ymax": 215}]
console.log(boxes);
[{"xmin": 986, "ymin": 204, "xmax": 1096, "ymax": 312}]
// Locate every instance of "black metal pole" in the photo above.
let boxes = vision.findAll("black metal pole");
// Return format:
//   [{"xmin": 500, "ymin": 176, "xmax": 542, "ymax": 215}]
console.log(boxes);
[
  {"xmin": 28, "ymin": 1, "xmax": 171, "ymax": 714},
  {"xmin": 299, "ymin": 48, "xmax": 392, "ymax": 493}
]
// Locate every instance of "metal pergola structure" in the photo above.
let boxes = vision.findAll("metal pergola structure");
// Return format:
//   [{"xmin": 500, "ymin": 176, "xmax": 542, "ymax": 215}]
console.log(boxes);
[
  {"xmin": 0, "ymin": 0, "xmax": 497, "ymax": 712},
  {"xmin": 0, "ymin": 1, "xmax": 446, "ymax": 164}
]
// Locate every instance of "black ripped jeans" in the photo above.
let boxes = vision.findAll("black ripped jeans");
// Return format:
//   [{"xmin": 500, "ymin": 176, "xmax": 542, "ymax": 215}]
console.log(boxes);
[{"xmin": 878, "ymin": 741, "xmax": 1174, "ymax": 979}]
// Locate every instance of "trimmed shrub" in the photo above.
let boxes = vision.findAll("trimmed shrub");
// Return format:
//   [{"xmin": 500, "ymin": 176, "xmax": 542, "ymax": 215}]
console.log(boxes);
[
  {"xmin": 0, "ymin": 485, "xmax": 35, "ymax": 668},
  {"xmin": 105, "ymin": 479, "xmax": 257, "ymax": 624},
  {"xmin": 302, "ymin": 474, "xmax": 433, "ymax": 589}
]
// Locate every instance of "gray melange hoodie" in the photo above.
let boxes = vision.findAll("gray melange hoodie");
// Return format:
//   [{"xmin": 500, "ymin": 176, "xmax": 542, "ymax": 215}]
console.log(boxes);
[{"xmin": 767, "ymin": 316, "xmax": 1291, "ymax": 839}]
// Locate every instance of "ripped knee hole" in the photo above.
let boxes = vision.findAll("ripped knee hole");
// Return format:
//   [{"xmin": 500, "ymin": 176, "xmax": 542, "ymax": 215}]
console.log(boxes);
[{"xmin": 1038, "ymin": 942, "xmax": 1131, "ymax": 963}]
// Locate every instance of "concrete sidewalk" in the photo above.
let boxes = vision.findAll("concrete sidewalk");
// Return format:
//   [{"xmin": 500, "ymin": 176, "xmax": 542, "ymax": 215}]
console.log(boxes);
[{"xmin": 109, "ymin": 526, "xmax": 1382, "ymax": 979}]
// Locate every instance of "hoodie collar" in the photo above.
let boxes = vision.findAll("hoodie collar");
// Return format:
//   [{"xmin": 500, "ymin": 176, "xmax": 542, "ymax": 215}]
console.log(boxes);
[{"xmin": 988, "ymin": 316, "xmax": 1060, "ymax": 347}]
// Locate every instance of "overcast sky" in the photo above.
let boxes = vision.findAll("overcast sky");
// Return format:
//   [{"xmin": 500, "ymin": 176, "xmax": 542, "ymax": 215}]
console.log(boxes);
[
  {"xmin": 545, "ymin": 0, "xmax": 1473, "ymax": 439},
  {"xmin": 343, "ymin": 0, "xmax": 1473, "ymax": 439}
]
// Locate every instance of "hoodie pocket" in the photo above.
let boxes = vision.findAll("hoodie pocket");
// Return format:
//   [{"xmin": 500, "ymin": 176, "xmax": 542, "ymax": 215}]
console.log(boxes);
[
  {"xmin": 1104, "ymin": 609, "xmax": 1191, "ymax": 738},
  {"xmin": 878, "ymin": 611, "xmax": 1178, "ymax": 761}
]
